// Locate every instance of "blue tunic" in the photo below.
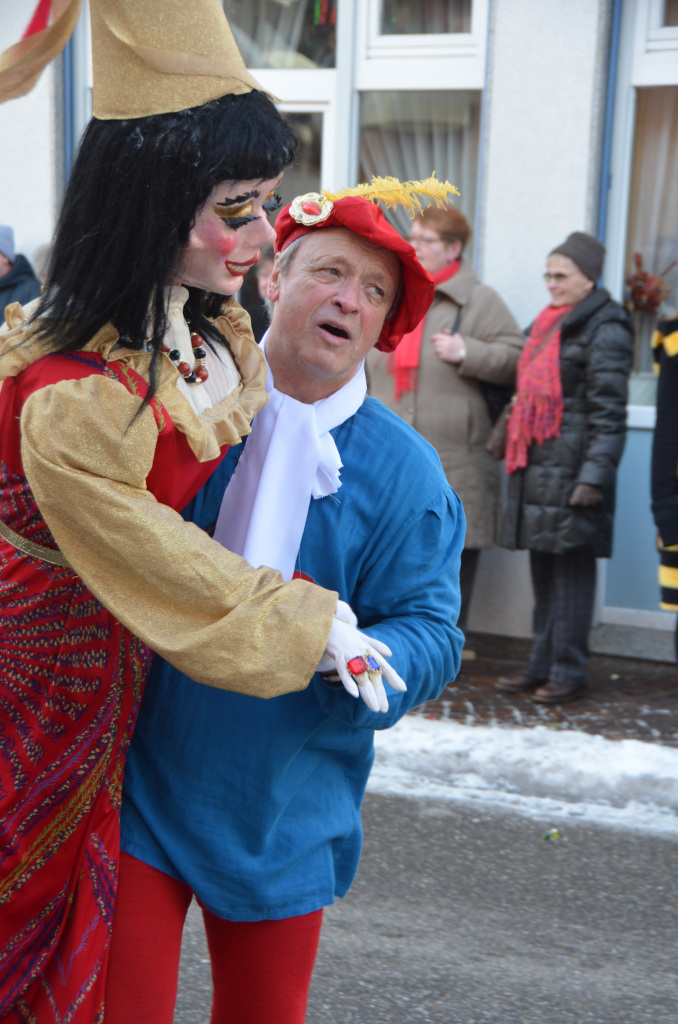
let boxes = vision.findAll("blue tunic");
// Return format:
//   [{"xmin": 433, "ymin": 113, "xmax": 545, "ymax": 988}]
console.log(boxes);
[{"xmin": 120, "ymin": 397, "xmax": 465, "ymax": 921}]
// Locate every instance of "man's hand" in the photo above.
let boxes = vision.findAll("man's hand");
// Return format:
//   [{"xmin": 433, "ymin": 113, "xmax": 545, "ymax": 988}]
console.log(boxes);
[
  {"xmin": 431, "ymin": 329, "xmax": 466, "ymax": 364},
  {"xmin": 568, "ymin": 483, "xmax": 603, "ymax": 507},
  {"xmin": 318, "ymin": 601, "xmax": 406, "ymax": 713}
]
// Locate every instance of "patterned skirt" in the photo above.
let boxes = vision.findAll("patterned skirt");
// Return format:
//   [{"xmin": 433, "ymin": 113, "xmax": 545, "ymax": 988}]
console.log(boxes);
[{"xmin": 0, "ymin": 473, "xmax": 149, "ymax": 1022}]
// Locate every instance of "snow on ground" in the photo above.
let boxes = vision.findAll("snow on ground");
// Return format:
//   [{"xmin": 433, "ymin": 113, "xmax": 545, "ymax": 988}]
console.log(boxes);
[{"xmin": 368, "ymin": 717, "xmax": 678, "ymax": 835}]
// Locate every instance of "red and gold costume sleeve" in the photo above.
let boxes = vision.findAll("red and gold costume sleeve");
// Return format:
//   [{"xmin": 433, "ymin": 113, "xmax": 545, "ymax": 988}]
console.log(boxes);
[
  {"xmin": 20, "ymin": 373, "xmax": 336, "ymax": 696},
  {"xmin": 6, "ymin": 304, "xmax": 337, "ymax": 698}
]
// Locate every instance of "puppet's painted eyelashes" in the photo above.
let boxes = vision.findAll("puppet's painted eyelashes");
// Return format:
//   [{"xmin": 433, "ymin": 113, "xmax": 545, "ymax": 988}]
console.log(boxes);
[
  {"xmin": 263, "ymin": 193, "xmax": 282, "ymax": 214},
  {"xmin": 219, "ymin": 215, "xmax": 255, "ymax": 230},
  {"xmin": 213, "ymin": 192, "xmax": 281, "ymax": 230}
]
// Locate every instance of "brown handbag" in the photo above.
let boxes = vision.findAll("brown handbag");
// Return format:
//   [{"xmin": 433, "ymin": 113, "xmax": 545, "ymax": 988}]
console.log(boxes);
[{"xmin": 485, "ymin": 396, "xmax": 515, "ymax": 460}]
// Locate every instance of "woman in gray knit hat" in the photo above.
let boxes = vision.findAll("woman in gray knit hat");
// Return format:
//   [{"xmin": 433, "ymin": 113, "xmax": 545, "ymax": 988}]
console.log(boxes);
[{"xmin": 496, "ymin": 232, "xmax": 634, "ymax": 703}]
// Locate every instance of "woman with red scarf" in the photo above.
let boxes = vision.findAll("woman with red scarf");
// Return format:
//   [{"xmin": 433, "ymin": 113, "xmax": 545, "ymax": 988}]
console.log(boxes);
[
  {"xmin": 497, "ymin": 232, "xmax": 634, "ymax": 703},
  {"xmin": 367, "ymin": 206, "xmax": 524, "ymax": 643}
]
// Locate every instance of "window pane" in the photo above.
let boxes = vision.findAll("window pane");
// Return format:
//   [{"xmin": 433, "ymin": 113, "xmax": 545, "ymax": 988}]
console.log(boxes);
[
  {"xmin": 380, "ymin": 0, "xmax": 472, "ymax": 34},
  {"xmin": 625, "ymin": 87, "xmax": 678, "ymax": 405},
  {"xmin": 359, "ymin": 91, "xmax": 480, "ymax": 245},
  {"xmin": 663, "ymin": 0, "xmax": 678, "ymax": 27},
  {"xmin": 279, "ymin": 112, "xmax": 323, "ymax": 202},
  {"xmin": 224, "ymin": 0, "xmax": 336, "ymax": 69}
]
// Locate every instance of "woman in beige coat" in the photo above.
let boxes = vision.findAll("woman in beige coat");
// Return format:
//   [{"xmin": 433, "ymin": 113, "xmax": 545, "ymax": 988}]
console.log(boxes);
[{"xmin": 368, "ymin": 206, "xmax": 524, "ymax": 642}]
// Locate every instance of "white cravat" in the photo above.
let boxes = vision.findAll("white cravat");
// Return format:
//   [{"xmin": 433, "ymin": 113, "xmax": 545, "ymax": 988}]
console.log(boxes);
[{"xmin": 213, "ymin": 331, "xmax": 367, "ymax": 580}]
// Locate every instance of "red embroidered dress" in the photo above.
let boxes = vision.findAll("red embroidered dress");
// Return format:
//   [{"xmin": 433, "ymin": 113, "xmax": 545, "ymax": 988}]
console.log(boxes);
[{"xmin": 0, "ymin": 305, "xmax": 335, "ymax": 1022}]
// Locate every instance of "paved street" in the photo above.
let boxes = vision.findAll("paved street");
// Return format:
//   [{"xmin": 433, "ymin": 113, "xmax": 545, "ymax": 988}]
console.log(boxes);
[
  {"xmin": 176, "ymin": 794, "xmax": 678, "ymax": 1024},
  {"xmin": 174, "ymin": 643, "xmax": 678, "ymax": 1023}
]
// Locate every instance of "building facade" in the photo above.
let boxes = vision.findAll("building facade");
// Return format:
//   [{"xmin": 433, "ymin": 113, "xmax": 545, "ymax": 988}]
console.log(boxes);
[{"xmin": 1, "ymin": 0, "xmax": 677, "ymax": 653}]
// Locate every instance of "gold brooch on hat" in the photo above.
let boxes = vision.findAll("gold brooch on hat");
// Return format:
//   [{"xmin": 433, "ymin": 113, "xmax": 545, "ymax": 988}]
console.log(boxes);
[{"xmin": 289, "ymin": 193, "xmax": 334, "ymax": 227}]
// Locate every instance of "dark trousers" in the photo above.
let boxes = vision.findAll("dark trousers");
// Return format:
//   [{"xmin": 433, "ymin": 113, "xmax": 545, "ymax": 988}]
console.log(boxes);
[
  {"xmin": 458, "ymin": 547, "xmax": 481, "ymax": 633},
  {"xmin": 526, "ymin": 547, "xmax": 597, "ymax": 687}
]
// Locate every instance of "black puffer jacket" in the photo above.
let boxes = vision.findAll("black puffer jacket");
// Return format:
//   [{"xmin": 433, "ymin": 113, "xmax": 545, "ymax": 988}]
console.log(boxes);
[
  {"xmin": 0, "ymin": 255, "xmax": 41, "ymax": 310},
  {"xmin": 501, "ymin": 289, "xmax": 633, "ymax": 558}
]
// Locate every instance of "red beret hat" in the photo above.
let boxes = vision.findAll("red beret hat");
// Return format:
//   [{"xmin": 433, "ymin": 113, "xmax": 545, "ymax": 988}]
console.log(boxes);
[{"xmin": 274, "ymin": 193, "xmax": 435, "ymax": 352}]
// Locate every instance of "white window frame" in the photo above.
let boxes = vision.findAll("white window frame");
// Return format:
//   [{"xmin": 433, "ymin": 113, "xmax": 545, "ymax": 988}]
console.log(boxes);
[
  {"xmin": 362, "ymin": 0, "xmax": 483, "ymax": 58},
  {"xmin": 355, "ymin": 0, "xmax": 488, "ymax": 91},
  {"xmin": 252, "ymin": 69, "xmax": 336, "ymax": 108},
  {"xmin": 648, "ymin": 0, "xmax": 678, "ymax": 39},
  {"xmin": 603, "ymin": 0, "xmax": 678, "ymax": 425},
  {"xmin": 72, "ymin": 2, "xmax": 93, "ymax": 142},
  {"xmin": 253, "ymin": 73, "xmax": 338, "ymax": 189},
  {"xmin": 633, "ymin": 0, "xmax": 678, "ymax": 84}
]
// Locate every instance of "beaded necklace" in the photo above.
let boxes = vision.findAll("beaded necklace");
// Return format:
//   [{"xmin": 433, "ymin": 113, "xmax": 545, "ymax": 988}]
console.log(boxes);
[{"xmin": 164, "ymin": 331, "xmax": 209, "ymax": 384}]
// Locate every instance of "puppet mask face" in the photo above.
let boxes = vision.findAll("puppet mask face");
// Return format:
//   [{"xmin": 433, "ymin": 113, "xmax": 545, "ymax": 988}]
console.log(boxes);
[{"xmin": 174, "ymin": 175, "xmax": 283, "ymax": 294}]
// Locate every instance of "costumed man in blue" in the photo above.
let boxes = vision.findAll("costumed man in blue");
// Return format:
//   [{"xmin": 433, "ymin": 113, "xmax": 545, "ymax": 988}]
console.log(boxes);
[{"xmin": 109, "ymin": 179, "xmax": 465, "ymax": 1024}]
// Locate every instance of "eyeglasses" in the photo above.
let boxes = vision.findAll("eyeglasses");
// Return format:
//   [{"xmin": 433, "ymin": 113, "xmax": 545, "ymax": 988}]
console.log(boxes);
[
  {"xmin": 407, "ymin": 234, "xmax": 445, "ymax": 246},
  {"xmin": 543, "ymin": 272, "xmax": 572, "ymax": 283}
]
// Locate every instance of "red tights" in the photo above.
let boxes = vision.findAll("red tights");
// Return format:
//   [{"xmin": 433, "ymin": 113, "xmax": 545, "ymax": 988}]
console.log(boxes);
[{"xmin": 104, "ymin": 853, "xmax": 323, "ymax": 1024}]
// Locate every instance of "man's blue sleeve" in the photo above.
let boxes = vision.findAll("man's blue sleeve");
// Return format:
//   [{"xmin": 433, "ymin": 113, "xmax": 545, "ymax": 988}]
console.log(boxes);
[{"xmin": 312, "ymin": 483, "xmax": 465, "ymax": 730}]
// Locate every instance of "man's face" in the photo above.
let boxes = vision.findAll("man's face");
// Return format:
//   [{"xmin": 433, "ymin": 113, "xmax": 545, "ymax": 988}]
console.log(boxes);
[
  {"xmin": 0, "ymin": 252, "xmax": 12, "ymax": 278},
  {"xmin": 266, "ymin": 228, "xmax": 400, "ymax": 402}
]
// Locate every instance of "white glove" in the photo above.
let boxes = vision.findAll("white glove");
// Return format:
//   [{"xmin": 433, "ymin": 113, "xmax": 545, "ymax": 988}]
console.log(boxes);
[
  {"xmin": 335, "ymin": 599, "xmax": 359, "ymax": 627},
  {"xmin": 316, "ymin": 600, "xmax": 357, "ymax": 672},
  {"xmin": 319, "ymin": 601, "xmax": 407, "ymax": 713}
]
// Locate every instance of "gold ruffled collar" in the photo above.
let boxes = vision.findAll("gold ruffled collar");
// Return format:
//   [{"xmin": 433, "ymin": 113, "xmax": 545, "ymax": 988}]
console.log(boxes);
[{"xmin": 0, "ymin": 298, "xmax": 268, "ymax": 463}]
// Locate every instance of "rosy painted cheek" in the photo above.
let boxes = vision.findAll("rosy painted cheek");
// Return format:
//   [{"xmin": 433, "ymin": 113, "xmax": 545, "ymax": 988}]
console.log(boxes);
[
  {"xmin": 219, "ymin": 234, "xmax": 239, "ymax": 258},
  {"xmin": 196, "ymin": 221, "xmax": 238, "ymax": 256}
]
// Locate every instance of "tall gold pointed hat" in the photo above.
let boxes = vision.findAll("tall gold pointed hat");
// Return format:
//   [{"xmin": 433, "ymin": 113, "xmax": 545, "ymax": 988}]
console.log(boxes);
[{"xmin": 0, "ymin": 0, "xmax": 264, "ymax": 119}]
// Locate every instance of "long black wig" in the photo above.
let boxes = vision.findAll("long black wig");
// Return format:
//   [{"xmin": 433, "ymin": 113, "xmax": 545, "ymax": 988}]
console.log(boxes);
[{"xmin": 34, "ymin": 89, "xmax": 297, "ymax": 360}]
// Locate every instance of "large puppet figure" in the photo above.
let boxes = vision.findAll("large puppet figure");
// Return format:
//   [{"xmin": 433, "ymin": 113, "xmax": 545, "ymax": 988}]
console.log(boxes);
[{"xmin": 0, "ymin": 2, "xmax": 403, "ymax": 1020}]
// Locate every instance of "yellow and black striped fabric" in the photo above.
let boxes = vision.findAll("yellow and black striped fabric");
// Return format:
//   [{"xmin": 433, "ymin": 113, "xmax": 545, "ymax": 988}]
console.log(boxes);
[
  {"xmin": 651, "ymin": 318, "xmax": 678, "ymax": 611},
  {"xmin": 658, "ymin": 540, "xmax": 678, "ymax": 611}
]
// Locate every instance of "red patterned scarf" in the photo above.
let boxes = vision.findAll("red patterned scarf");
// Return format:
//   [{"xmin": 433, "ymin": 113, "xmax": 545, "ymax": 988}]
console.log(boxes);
[
  {"xmin": 391, "ymin": 260, "xmax": 461, "ymax": 399},
  {"xmin": 504, "ymin": 304, "xmax": 573, "ymax": 474}
]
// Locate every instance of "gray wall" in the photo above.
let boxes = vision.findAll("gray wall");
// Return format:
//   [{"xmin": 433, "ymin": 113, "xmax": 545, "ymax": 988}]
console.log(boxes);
[{"xmin": 606, "ymin": 427, "xmax": 660, "ymax": 613}]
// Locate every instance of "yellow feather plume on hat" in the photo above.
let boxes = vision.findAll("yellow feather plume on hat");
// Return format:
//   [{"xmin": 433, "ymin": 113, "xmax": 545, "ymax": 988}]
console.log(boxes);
[{"xmin": 322, "ymin": 173, "xmax": 459, "ymax": 217}]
